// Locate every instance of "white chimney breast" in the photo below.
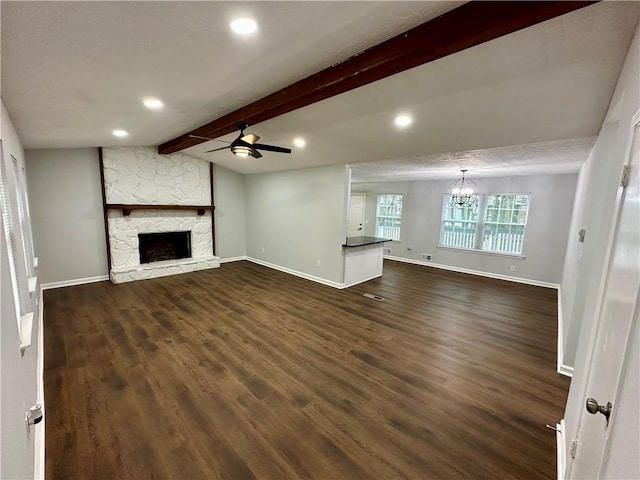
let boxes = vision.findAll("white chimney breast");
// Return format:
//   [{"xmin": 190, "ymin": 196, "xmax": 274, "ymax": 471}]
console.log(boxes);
[{"xmin": 102, "ymin": 147, "xmax": 219, "ymax": 283}]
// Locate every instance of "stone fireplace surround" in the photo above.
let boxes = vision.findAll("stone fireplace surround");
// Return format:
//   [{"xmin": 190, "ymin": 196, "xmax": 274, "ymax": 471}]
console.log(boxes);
[{"xmin": 102, "ymin": 147, "xmax": 220, "ymax": 283}]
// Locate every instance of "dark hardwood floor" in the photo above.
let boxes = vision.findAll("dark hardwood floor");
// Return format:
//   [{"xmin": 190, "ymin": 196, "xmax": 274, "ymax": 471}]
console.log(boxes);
[{"xmin": 44, "ymin": 260, "xmax": 570, "ymax": 479}]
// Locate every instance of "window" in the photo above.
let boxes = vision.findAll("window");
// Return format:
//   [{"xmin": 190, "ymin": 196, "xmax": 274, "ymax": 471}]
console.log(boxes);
[
  {"xmin": 376, "ymin": 194, "xmax": 403, "ymax": 240},
  {"xmin": 440, "ymin": 193, "xmax": 530, "ymax": 255},
  {"xmin": 0, "ymin": 143, "xmax": 23, "ymax": 324},
  {"xmin": 1, "ymin": 143, "xmax": 36, "ymax": 347},
  {"xmin": 482, "ymin": 194, "xmax": 529, "ymax": 254},
  {"xmin": 440, "ymin": 198, "xmax": 479, "ymax": 250}
]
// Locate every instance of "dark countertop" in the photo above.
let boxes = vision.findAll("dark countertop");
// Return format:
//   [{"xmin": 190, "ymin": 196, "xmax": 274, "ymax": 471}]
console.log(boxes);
[{"xmin": 343, "ymin": 236, "xmax": 392, "ymax": 247}]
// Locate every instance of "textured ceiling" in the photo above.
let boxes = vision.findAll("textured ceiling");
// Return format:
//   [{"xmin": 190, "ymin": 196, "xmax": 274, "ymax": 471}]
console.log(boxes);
[
  {"xmin": 350, "ymin": 137, "xmax": 597, "ymax": 183},
  {"xmin": 2, "ymin": 1, "xmax": 639, "ymax": 181}
]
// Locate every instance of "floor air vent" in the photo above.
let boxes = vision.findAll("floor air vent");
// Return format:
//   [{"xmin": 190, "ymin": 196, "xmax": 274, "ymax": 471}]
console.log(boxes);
[{"xmin": 363, "ymin": 293, "xmax": 385, "ymax": 302}]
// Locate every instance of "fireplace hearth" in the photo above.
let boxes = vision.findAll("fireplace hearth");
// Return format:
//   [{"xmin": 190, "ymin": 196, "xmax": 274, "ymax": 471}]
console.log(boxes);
[{"xmin": 139, "ymin": 231, "xmax": 191, "ymax": 264}]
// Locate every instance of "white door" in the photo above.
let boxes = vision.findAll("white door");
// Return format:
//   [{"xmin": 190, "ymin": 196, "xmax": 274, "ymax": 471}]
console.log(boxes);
[
  {"xmin": 566, "ymin": 113, "xmax": 640, "ymax": 479},
  {"xmin": 347, "ymin": 193, "xmax": 365, "ymax": 237}
]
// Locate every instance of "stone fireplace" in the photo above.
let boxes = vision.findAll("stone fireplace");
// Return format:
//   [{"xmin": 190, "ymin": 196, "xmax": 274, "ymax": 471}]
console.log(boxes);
[{"xmin": 102, "ymin": 147, "xmax": 220, "ymax": 283}]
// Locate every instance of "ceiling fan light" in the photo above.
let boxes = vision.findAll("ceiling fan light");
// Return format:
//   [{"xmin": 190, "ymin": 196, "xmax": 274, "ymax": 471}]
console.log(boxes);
[{"xmin": 231, "ymin": 145, "xmax": 252, "ymax": 157}]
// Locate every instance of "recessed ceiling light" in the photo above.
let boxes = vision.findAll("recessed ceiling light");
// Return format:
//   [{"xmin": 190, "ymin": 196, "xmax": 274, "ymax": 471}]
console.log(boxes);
[
  {"xmin": 143, "ymin": 98, "xmax": 164, "ymax": 109},
  {"xmin": 293, "ymin": 137, "xmax": 306, "ymax": 148},
  {"xmin": 394, "ymin": 115, "xmax": 413, "ymax": 128},
  {"xmin": 230, "ymin": 17, "xmax": 258, "ymax": 35},
  {"xmin": 112, "ymin": 129, "xmax": 128, "ymax": 138}
]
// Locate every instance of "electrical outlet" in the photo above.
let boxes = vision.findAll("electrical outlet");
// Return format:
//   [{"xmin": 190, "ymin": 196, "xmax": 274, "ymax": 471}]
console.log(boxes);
[
  {"xmin": 316, "ymin": 260, "xmax": 321, "ymax": 267},
  {"xmin": 261, "ymin": 247, "xmax": 265, "ymax": 254},
  {"xmin": 510, "ymin": 265, "xmax": 516, "ymax": 272},
  {"xmin": 421, "ymin": 253, "xmax": 432, "ymax": 261}
]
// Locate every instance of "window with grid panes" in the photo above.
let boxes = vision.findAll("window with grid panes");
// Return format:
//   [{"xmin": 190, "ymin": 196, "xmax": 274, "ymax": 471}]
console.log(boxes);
[
  {"xmin": 375, "ymin": 194, "xmax": 403, "ymax": 241},
  {"xmin": 482, "ymin": 194, "xmax": 529, "ymax": 255},
  {"xmin": 439, "ymin": 193, "xmax": 530, "ymax": 255},
  {"xmin": 439, "ymin": 196, "xmax": 479, "ymax": 249}
]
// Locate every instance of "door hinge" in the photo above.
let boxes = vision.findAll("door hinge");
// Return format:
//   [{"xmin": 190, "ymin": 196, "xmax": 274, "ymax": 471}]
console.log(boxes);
[
  {"xmin": 620, "ymin": 165, "xmax": 630, "ymax": 188},
  {"xmin": 570, "ymin": 439, "xmax": 578, "ymax": 459}
]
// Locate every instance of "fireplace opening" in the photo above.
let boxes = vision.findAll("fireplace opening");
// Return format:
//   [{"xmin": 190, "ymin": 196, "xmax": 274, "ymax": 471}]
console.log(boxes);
[{"xmin": 139, "ymin": 231, "xmax": 191, "ymax": 264}]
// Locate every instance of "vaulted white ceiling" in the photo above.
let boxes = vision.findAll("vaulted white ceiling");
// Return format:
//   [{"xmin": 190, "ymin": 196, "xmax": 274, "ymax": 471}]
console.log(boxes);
[{"xmin": 2, "ymin": 2, "xmax": 639, "ymax": 181}]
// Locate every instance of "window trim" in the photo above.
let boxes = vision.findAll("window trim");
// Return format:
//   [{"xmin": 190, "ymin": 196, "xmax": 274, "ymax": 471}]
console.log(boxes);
[
  {"xmin": 375, "ymin": 193, "xmax": 404, "ymax": 241},
  {"xmin": 436, "ymin": 244, "xmax": 526, "ymax": 260},
  {"xmin": 439, "ymin": 192, "xmax": 530, "ymax": 255},
  {"xmin": 1, "ymin": 141, "xmax": 36, "ymax": 349}
]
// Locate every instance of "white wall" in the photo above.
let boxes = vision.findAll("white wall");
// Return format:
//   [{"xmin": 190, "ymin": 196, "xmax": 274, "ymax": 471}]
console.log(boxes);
[
  {"xmin": 1, "ymin": 100, "xmax": 41, "ymax": 479},
  {"xmin": 352, "ymin": 173, "xmax": 577, "ymax": 284},
  {"xmin": 24, "ymin": 148, "xmax": 251, "ymax": 282},
  {"xmin": 563, "ymin": 20, "xmax": 640, "ymax": 466},
  {"xmin": 562, "ymin": 22, "xmax": 640, "ymax": 369},
  {"xmin": 214, "ymin": 165, "xmax": 246, "ymax": 260},
  {"xmin": 245, "ymin": 164, "xmax": 348, "ymax": 285},
  {"xmin": 25, "ymin": 148, "xmax": 107, "ymax": 285}
]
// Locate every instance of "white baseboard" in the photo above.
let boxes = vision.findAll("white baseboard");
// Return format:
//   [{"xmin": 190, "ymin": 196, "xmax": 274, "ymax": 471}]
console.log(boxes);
[
  {"xmin": 34, "ymin": 286, "xmax": 45, "ymax": 480},
  {"xmin": 219, "ymin": 256, "xmax": 248, "ymax": 264},
  {"xmin": 383, "ymin": 255, "xmax": 560, "ymax": 289},
  {"xmin": 343, "ymin": 273, "xmax": 382, "ymax": 289},
  {"xmin": 558, "ymin": 364, "xmax": 574, "ymax": 377},
  {"xmin": 557, "ymin": 419, "xmax": 566, "ymax": 480},
  {"xmin": 41, "ymin": 274, "xmax": 109, "ymax": 290},
  {"xmin": 246, "ymin": 257, "xmax": 345, "ymax": 289}
]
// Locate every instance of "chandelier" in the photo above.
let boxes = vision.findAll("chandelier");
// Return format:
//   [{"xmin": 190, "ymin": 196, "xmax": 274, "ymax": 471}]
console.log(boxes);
[{"xmin": 449, "ymin": 169, "xmax": 477, "ymax": 207}]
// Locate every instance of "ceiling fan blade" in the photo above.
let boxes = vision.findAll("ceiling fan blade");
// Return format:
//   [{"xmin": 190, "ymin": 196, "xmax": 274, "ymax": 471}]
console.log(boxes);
[
  {"xmin": 204, "ymin": 146, "xmax": 230, "ymax": 153},
  {"xmin": 253, "ymin": 143, "xmax": 292, "ymax": 154},
  {"xmin": 241, "ymin": 133, "xmax": 260, "ymax": 144},
  {"xmin": 251, "ymin": 149, "xmax": 263, "ymax": 159}
]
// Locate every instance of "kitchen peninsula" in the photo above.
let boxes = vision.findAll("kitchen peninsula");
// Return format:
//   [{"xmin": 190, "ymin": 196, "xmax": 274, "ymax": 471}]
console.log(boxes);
[{"xmin": 342, "ymin": 236, "xmax": 390, "ymax": 287}]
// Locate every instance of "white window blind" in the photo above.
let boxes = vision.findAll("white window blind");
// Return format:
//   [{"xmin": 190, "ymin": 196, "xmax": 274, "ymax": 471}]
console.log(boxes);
[
  {"xmin": 0, "ymin": 143, "xmax": 23, "ymax": 322},
  {"xmin": 11, "ymin": 156, "xmax": 34, "ymax": 275}
]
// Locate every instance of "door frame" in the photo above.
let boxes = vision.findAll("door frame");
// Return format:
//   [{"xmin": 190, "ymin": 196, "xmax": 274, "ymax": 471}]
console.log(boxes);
[
  {"xmin": 347, "ymin": 193, "xmax": 366, "ymax": 237},
  {"xmin": 563, "ymin": 109, "xmax": 640, "ymax": 478}
]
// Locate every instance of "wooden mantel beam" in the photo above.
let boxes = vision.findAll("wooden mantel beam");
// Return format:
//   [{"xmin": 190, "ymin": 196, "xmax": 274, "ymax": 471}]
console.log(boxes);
[{"xmin": 158, "ymin": 1, "xmax": 597, "ymax": 155}]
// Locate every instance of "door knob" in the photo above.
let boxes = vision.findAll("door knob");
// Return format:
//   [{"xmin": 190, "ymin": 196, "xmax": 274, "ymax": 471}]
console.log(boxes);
[{"xmin": 585, "ymin": 398, "xmax": 612, "ymax": 424}]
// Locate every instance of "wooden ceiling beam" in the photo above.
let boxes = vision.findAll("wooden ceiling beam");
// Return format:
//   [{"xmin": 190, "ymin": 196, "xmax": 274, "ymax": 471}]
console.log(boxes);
[{"xmin": 158, "ymin": 1, "xmax": 597, "ymax": 155}]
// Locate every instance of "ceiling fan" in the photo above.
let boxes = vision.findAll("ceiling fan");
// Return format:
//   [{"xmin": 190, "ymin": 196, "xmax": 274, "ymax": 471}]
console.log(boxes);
[{"xmin": 190, "ymin": 123, "xmax": 292, "ymax": 159}]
